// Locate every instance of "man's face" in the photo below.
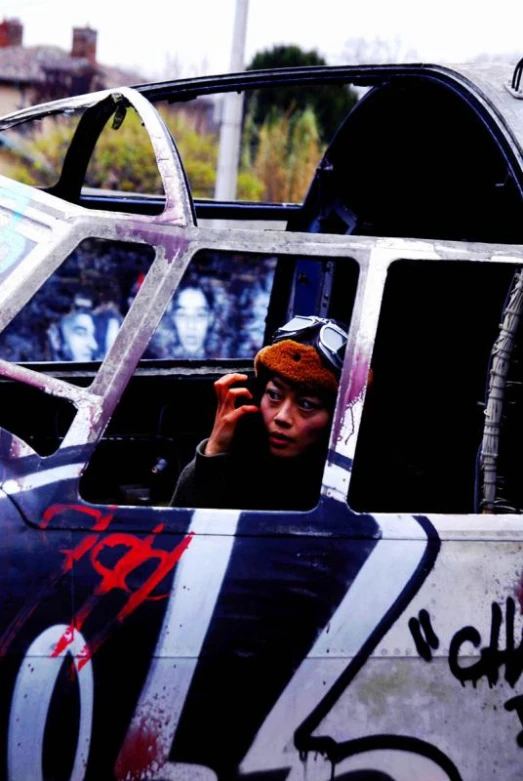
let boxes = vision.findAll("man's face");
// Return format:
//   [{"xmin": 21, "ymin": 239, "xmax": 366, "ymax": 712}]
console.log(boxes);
[
  {"xmin": 61, "ymin": 312, "xmax": 98, "ymax": 361},
  {"xmin": 173, "ymin": 287, "xmax": 212, "ymax": 355},
  {"xmin": 260, "ymin": 376, "xmax": 331, "ymax": 458}
]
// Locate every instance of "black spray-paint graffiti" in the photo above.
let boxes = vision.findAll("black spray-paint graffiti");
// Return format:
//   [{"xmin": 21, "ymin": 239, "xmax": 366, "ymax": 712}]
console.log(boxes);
[
  {"xmin": 505, "ymin": 696, "xmax": 523, "ymax": 748},
  {"xmin": 410, "ymin": 599, "xmax": 523, "ymax": 747},
  {"xmin": 408, "ymin": 609, "xmax": 440, "ymax": 661},
  {"xmin": 448, "ymin": 598, "xmax": 523, "ymax": 688}
]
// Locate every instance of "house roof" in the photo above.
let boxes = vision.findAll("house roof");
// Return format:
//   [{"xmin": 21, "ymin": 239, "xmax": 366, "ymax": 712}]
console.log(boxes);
[{"xmin": 0, "ymin": 44, "xmax": 143, "ymax": 89}]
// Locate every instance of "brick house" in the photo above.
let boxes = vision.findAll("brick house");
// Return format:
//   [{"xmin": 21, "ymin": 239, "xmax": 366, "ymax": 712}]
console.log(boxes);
[
  {"xmin": 0, "ymin": 19, "xmax": 217, "ymax": 135},
  {"xmin": 0, "ymin": 19, "xmax": 143, "ymax": 115}
]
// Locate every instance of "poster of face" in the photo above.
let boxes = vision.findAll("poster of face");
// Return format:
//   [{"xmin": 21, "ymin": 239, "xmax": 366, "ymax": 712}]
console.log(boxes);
[
  {"xmin": 0, "ymin": 239, "xmax": 276, "ymax": 363},
  {"xmin": 45, "ymin": 297, "xmax": 124, "ymax": 362},
  {"xmin": 147, "ymin": 252, "xmax": 276, "ymax": 360},
  {"xmin": 0, "ymin": 239, "xmax": 151, "ymax": 363}
]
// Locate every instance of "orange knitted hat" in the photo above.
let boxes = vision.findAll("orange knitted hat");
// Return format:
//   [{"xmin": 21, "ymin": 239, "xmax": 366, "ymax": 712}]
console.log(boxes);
[{"xmin": 254, "ymin": 339, "xmax": 339, "ymax": 394}]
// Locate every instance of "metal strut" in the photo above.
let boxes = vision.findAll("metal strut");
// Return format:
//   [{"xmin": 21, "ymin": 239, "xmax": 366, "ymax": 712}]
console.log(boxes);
[{"xmin": 481, "ymin": 268, "xmax": 523, "ymax": 511}]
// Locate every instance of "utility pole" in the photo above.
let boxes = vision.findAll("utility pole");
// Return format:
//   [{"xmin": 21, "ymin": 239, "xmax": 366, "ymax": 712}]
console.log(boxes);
[{"xmin": 214, "ymin": 0, "xmax": 249, "ymax": 202}]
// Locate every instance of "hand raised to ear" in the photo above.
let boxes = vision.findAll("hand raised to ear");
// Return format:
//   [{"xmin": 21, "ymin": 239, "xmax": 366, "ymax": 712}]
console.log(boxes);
[{"xmin": 205, "ymin": 373, "xmax": 259, "ymax": 456}]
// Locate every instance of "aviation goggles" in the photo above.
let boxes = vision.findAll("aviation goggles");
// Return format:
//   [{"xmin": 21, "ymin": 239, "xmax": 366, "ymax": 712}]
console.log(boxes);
[{"xmin": 272, "ymin": 315, "xmax": 348, "ymax": 376}]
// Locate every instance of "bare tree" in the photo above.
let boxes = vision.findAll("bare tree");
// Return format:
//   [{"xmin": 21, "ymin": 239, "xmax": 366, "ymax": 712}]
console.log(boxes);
[
  {"xmin": 157, "ymin": 53, "xmax": 211, "ymax": 81},
  {"xmin": 338, "ymin": 36, "xmax": 418, "ymax": 66}
]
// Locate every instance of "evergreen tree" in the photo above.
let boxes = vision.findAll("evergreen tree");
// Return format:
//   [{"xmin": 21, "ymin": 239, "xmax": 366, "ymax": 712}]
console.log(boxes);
[{"xmin": 246, "ymin": 45, "xmax": 357, "ymax": 144}]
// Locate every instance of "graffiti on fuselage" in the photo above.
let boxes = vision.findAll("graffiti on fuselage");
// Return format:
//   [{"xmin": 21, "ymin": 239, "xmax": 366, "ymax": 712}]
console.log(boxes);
[
  {"xmin": 410, "ymin": 599, "xmax": 523, "ymax": 749},
  {"xmin": 0, "ymin": 502, "xmax": 194, "ymax": 664},
  {"xmin": 2, "ymin": 491, "xmax": 463, "ymax": 780}
]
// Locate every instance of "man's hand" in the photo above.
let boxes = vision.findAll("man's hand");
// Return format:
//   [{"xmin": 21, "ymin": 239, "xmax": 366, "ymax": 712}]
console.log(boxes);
[{"xmin": 205, "ymin": 373, "xmax": 259, "ymax": 456}]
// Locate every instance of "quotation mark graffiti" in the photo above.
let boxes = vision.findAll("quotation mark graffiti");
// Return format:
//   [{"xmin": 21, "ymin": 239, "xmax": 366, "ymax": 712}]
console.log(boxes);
[{"xmin": 408, "ymin": 609, "xmax": 440, "ymax": 661}]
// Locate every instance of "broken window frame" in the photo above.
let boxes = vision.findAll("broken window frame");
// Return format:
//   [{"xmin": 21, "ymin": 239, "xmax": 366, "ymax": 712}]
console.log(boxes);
[{"xmin": 4, "ymin": 226, "xmax": 523, "ymax": 532}]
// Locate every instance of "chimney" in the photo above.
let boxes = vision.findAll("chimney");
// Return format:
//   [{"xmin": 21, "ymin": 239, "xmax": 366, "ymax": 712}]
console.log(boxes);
[
  {"xmin": 0, "ymin": 18, "xmax": 23, "ymax": 48},
  {"xmin": 71, "ymin": 26, "xmax": 97, "ymax": 64}
]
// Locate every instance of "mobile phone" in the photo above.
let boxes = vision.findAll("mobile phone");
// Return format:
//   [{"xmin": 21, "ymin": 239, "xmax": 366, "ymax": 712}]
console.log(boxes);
[{"xmin": 232, "ymin": 376, "xmax": 257, "ymax": 408}]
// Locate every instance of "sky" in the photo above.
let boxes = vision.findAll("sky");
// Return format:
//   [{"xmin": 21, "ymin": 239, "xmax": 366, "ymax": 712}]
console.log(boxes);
[{"xmin": 2, "ymin": 0, "xmax": 523, "ymax": 82}]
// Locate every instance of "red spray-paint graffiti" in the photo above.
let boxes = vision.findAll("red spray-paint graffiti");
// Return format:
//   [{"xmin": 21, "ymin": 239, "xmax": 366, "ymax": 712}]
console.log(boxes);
[
  {"xmin": 52, "ymin": 525, "xmax": 194, "ymax": 669},
  {"xmin": 40, "ymin": 503, "xmax": 116, "ymax": 532},
  {"xmin": 0, "ymin": 503, "xmax": 194, "ymax": 668}
]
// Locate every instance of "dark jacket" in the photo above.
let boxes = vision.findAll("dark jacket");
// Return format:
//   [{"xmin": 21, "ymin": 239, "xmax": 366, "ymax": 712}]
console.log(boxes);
[{"xmin": 170, "ymin": 414, "xmax": 327, "ymax": 511}]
